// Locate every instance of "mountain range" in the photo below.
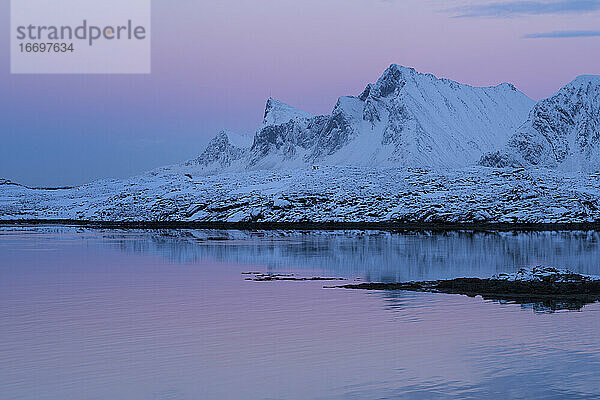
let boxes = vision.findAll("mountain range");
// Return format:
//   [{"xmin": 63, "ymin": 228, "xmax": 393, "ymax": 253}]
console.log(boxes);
[
  {"xmin": 190, "ymin": 64, "xmax": 535, "ymax": 173},
  {"xmin": 2, "ymin": 64, "xmax": 600, "ymax": 224},
  {"xmin": 190, "ymin": 65, "xmax": 600, "ymax": 174}
]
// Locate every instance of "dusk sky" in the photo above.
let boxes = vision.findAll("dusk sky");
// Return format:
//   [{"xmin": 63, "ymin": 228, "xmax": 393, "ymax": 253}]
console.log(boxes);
[{"xmin": 2, "ymin": 0, "xmax": 599, "ymax": 186}]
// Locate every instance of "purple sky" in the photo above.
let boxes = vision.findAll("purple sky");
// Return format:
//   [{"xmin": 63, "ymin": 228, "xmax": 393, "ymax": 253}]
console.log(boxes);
[{"xmin": 2, "ymin": 0, "xmax": 600, "ymax": 186}]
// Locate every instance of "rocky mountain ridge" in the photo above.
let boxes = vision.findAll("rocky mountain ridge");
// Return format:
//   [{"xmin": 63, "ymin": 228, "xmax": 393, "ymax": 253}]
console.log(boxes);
[
  {"xmin": 190, "ymin": 64, "xmax": 535, "ymax": 173},
  {"xmin": 481, "ymin": 75, "xmax": 600, "ymax": 171}
]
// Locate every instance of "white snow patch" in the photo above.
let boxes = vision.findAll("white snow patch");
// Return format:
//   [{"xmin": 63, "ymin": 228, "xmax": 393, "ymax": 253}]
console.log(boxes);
[{"xmin": 493, "ymin": 267, "xmax": 600, "ymax": 282}]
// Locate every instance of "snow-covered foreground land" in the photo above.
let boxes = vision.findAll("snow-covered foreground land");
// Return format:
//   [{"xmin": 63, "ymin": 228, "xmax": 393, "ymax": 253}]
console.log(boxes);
[{"xmin": 2, "ymin": 166, "xmax": 600, "ymax": 224}]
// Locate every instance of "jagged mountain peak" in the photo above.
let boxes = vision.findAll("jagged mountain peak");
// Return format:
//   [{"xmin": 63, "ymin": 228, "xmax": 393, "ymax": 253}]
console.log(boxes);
[
  {"xmin": 186, "ymin": 129, "xmax": 251, "ymax": 169},
  {"xmin": 194, "ymin": 64, "xmax": 534, "ymax": 173},
  {"xmin": 262, "ymin": 97, "xmax": 314, "ymax": 126},
  {"xmin": 494, "ymin": 82, "xmax": 519, "ymax": 91},
  {"xmin": 211, "ymin": 129, "xmax": 253, "ymax": 148},
  {"xmin": 360, "ymin": 64, "xmax": 457, "ymax": 100},
  {"xmin": 359, "ymin": 64, "xmax": 528, "ymax": 102},
  {"xmin": 362, "ymin": 64, "xmax": 445, "ymax": 99}
]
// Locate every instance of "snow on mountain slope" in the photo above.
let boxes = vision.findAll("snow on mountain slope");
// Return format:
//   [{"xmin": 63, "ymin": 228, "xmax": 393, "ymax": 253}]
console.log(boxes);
[
  {"xmin": 481, "ymin": 75, "xmax": 600, "ymax": 171},
  {"xmin": 262, "ymin": 97, "xmax": 315, "ymax": 126},
  {"xmin": 194, "ymin": 65, "xmax": 534, "ymax": 174},
  {"xmin": 187, "ymin": 99, "xmax": 317, "ymax": 173},
  {"xmin": 316, "ymin": 65, "xmax": 534, "ymax": 168},
  {"xmin": 186, "ymin": 130, "xmax": 251, "ymax": 173}
]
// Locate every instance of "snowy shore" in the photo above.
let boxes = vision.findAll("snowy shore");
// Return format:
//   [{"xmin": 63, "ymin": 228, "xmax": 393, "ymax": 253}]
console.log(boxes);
[{"xmin": 2, "ymin": 166, "xmax": 600, "ymax": 224}]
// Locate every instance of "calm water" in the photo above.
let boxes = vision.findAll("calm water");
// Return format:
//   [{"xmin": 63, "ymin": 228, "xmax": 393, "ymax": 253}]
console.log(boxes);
[{"xmin": 1, "ymin": 227, "xmax": 600, "ymax": 399}]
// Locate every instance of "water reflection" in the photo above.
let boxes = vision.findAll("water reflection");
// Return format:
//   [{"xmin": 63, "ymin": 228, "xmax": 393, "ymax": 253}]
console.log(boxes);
[
  {"xmin": 27, "ymin": 227, "xmax": 600, "ymax": 281},
  {"xmin": 1, "ymin": 227, "xmax": 600, "ymax": 399}
]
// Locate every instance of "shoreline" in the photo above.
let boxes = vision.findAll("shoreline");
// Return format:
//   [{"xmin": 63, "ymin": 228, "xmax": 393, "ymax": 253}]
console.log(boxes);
[
  {"xmin": 2, "ymin": 219, "xmax": 600, "ymax": 231},
  {"xmin": 336, "ymin": 277, "xmax": 600, "ymax": 311}
]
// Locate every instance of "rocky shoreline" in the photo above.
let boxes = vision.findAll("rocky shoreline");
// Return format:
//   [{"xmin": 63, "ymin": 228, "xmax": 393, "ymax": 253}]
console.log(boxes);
[
  {"xmin": 243, "ymin": 272, "xmax": 345, "ymax": 282},
  {"xmin": 336, "ymin": 268, "xmax": 600, "ymax": 311},
  {"xmin": 3, "ymin": 219, "xmax": 600, "ymax": 231}
]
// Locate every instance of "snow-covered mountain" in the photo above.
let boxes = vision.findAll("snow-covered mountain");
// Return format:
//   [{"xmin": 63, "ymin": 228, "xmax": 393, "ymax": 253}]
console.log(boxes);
[
  {"xmin": 191, "ymin": 65, "xmax": 534, "ymax": 173},
  {"xmin": 481, "ymin": 76, "xmax": 600, "ymax": 171},
  {"xmin": 4, "ymin": 65, "xmax": 600, "ymax": 224},
  {"xmin": 187, "ymin": 98, "xmax": 316, "ymax": 173}
]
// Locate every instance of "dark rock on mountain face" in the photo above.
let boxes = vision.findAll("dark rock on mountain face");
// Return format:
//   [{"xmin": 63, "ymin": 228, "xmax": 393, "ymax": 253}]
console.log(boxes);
[
  {"xmin": 249, "ymin": 116, "xmax": 329, "ymax": 165},
  {"xmin": 479, "ymin": 151, "xmax": 522, "ymax": 168}
]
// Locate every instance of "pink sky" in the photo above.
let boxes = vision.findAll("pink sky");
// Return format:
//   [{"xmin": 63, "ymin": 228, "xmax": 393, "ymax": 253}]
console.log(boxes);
[{"xmin": 2, "ymin": 0, "xmax": 600, "ymax": 186}]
